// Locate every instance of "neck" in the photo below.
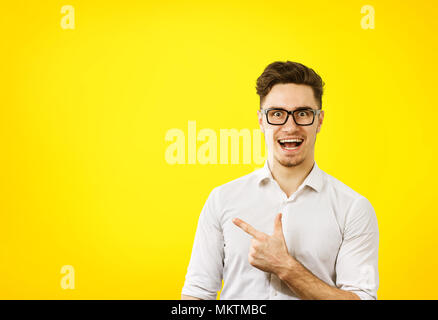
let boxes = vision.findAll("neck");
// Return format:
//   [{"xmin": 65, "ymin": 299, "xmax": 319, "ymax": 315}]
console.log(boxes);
[{"xmin": 268, "ymin": 156, "xmax": 315, "ymax": 198}]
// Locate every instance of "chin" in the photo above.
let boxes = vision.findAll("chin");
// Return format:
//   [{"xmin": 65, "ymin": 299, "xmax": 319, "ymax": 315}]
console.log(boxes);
[{"xmin": 276, "ymin": 156, "xmax": 306, "ymax": 168}]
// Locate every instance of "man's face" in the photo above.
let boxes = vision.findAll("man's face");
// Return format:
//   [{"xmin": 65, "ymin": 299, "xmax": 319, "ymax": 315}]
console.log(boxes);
[{"xmin": 257, "ymin": 83, "xmax": 324, "ymax": 168}]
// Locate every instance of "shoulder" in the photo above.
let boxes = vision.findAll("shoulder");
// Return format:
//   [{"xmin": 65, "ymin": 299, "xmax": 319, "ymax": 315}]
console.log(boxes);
[
  {"xmin": 322, "ymin": 170, "xmax": 362, "ymax": 198},
  {"xmin": 320, "ymin": 169, "xmax": 377, "ymax": 232},
  {"xmin": 321, "ymin": 169, "xmax": 373, "ymax": 208},
  {"xmin": 202, "ymin": 169, "xmax": 261, "ymax": 222},
  {"xmin": 212, "ymin": 167, "xmax": 262, "ymax": 199}
]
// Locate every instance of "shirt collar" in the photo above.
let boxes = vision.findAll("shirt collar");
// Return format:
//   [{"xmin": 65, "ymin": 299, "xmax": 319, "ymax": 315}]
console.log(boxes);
[{"xmin": 256, "ymin": 160, "xmax": 324, "ymax": 193}]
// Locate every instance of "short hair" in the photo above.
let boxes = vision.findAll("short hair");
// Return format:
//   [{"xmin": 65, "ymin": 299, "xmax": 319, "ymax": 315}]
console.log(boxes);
[{"xmin": 256, "ymin": 61, "xmax": 325, "ymax": 109}]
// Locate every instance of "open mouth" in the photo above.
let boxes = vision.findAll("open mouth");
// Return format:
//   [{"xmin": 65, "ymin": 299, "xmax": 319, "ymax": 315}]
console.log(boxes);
[{"xmin": 278, "ymin": 138, "xmax": 304, "ymax": 151}]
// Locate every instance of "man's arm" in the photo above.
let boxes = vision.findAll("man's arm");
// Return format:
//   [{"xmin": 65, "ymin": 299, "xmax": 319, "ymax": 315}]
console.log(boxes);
[
  {"xmin": 181, "ymin": 188, "xmax": 224, "ymax": 300},
  {"xmin": 276, "ymin": 255, "xmax": 360, "ymax": 300},
  {"xmin": 232, "ymin": 213, "xmax": 365, "ymax": 300},
  {"xmin": 333, "ymin": 197, "xmax": 379, "ymax": 300}
]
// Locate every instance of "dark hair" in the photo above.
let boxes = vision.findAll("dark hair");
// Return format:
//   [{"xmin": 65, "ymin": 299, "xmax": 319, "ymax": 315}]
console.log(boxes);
[{"xmin": 256, "ymin": 61, "xmax": 325, "ymax": 108}]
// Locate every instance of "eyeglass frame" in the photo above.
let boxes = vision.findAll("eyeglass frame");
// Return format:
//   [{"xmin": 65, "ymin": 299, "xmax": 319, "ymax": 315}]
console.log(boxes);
[{"xmin": 261, "ymin": 107, "xmax": 322, "ymax": 126}]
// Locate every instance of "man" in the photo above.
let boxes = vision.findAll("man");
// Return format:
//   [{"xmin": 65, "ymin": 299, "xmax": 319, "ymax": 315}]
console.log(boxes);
[{"xmin": 181, "ymin": 61, "xmax": 379, "ymax": 300}]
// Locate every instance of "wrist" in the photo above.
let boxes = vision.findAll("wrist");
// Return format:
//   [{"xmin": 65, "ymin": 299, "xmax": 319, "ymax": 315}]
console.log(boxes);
[{"xmin": 276, "ymin": 254, "xmax": 297, "ymax": 281}]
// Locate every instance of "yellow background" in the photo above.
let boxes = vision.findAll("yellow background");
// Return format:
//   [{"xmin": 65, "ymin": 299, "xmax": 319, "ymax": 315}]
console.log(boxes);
[{"xmin": 1, "ymin": 0, "xmax": 437, "ymax": 299}]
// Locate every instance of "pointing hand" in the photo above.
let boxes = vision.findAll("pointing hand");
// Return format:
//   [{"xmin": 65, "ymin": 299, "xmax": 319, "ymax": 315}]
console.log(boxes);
[{"xmin": 232, "ymin": 213, "xmax": 292, "ymax": 274}]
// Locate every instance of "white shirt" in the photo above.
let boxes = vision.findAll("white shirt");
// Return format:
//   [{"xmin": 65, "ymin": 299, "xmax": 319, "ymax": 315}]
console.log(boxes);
[{"xmin": 182, "ymin": 161, "xmax": 379, "ymax": 300}]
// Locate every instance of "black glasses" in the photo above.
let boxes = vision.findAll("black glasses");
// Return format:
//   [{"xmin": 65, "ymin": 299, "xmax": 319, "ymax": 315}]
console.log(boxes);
[{"xmin": 261, "ymin": 107, "xmax": 322, "ymax": 126}]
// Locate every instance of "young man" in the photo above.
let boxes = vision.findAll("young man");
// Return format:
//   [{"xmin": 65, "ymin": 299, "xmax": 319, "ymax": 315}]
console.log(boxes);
[{"xmin": 181, "ymin": 61, "xmax": 379, "ymax": 300}]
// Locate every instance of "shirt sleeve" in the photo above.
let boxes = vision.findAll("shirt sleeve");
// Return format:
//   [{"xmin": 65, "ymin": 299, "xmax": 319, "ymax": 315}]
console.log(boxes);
[
  {"xmin": 335, "ymin": 196, "xmax": 379, "ymax": 300},
  {"xmin": 181, "ymin": 187, "xmax": 224, "ymax": 300}
]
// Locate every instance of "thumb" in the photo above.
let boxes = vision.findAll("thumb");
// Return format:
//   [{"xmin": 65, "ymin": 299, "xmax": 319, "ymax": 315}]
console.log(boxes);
[{"xmin": 274, "ymin": 213, "xmax": 284, "ymax": 237}]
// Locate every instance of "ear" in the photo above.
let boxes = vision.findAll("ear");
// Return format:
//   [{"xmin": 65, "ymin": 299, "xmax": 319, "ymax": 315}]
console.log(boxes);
[
  {"xmin": 257, "ymin": 109, "xmax": 265, "ymax": 133},
  {"xmin": 316, "ymin": 110, "xmax": 324, "ymax": 133}
]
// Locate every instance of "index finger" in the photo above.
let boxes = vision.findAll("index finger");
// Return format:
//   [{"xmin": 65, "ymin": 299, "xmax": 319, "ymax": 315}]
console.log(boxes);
[{"xmin": 232, "ymin": 218, "xmax": 265, "ymax": 239}]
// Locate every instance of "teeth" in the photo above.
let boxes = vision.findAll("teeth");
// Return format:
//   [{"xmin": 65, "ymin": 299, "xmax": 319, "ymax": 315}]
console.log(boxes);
[
  {"xmin": 279, "ymin": 138, "xmax": 303, "ymax": 143},
  {"xmin": 284, "ymin": 146, "xmax": 298, "ymax": 150}
]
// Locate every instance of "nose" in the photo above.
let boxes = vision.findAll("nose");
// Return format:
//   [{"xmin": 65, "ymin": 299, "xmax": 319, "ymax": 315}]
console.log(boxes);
[{"xmin": 281, "ymin": 113, "xmax": 297, "ymax": 131}]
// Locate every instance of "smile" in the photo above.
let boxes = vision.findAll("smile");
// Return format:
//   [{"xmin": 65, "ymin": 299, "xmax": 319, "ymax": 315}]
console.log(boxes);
[{"xmin": 278, "ymin": 138, "xmax": 304, "ymax": 151}]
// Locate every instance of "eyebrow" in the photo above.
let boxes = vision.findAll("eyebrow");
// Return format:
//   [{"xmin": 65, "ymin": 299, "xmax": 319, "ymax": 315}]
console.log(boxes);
[{"xmin": 267, "ymin": 106, "xmax": 314, "ymax": 111}]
